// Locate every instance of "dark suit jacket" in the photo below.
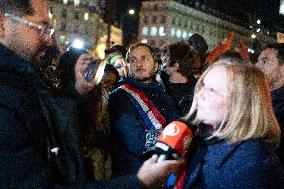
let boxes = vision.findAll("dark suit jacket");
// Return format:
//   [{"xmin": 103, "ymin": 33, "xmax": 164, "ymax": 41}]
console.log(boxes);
[{"xmin": 183, "ymin": 139, "xmax": 284, "ymax": 189}]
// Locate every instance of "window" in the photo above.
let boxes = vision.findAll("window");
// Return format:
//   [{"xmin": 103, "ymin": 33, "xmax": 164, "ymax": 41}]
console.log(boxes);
[
  {"xmin": 161, "ymin": 16, "xmax": 166, "ymax": 24},
  {"xmin": 152, "ymin": 16, "xmax": 157, "ymax": 24},
  {"xmin": 84, "ymin": 12, "xmax": 89, "ymax": 21},
  {"xmin": 150, "ymin": 26, "xmax": 158, "ymax": 36},
  {"xmin": 60, "ymin": 21, "xmax": 66, "ymax": 31},
  {"xmin": 74, "ymin": 11, "xmax": 79, "ymax": 20},
  {"xmin": 61, "ymin": 9, "xmax": 67, "ymax": 18},
  {"xmin": 144, "ymin": 16, "xmax": 148, "ymax": 24},
  {"xmin": 141, "ymin": 39, "xmax": 148, "ymax": 44},
  {"xmin": 159, "ymin": 26, "xmax": 166, "ymax": 36},
  {"xmin": 142, "ymin": 27, "xmax": 148, "ymax": 36},
  {"xmin": 171, "ymin": 28, "xmax": 175, "ymax": 37},
  {"xmin": 74, "ymin": 0, "xmax": 80, "ymax": 6},
  {"xmin": 182, "ymin": 31, "xmax": 187, "ymax": 39},
  {"xmin": 176, "ymin": 29, "xmax": 181, "ymax": 38}
]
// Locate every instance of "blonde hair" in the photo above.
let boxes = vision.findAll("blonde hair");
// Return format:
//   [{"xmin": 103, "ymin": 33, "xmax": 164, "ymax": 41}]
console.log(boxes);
[{"xmin": 185, "ymin": 63, "xmax": 281, "ymax": 146}]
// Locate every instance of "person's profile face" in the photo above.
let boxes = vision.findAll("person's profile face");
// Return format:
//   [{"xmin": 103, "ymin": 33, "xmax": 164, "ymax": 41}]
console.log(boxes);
[
  {"xmin": 195, "ymin": 66, "xmax": 231, "ymax": 128},
  {"xmin": 2, "ymin": 0, "xmax": 52, "ymax": 63}
]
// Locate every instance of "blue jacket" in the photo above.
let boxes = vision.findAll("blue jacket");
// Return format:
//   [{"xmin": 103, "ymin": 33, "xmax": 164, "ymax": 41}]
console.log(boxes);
[
  {"xmin": 183, "ymin": 139, "xmax": 284, "ymax": 189},
  {"xmin": 109, "ymin": 77, "xmax": 179, "ymax": 177}
]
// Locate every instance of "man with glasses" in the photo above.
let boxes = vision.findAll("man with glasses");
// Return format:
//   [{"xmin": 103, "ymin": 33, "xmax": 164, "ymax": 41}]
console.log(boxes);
[
  {"xmin": 0, "ymin": 0, "xmax": 184, "ymax": 188},
  {"xmin": 109, "ymin": 43, "xmax": 179, "ymax": 178},
  {"xmin": 255, "ymin": 43, "xmax": 284, "ymax": 167}
]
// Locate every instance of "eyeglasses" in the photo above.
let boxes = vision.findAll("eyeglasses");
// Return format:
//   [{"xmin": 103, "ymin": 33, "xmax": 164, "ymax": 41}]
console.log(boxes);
[{"xmin": 4, "ymin": 13, "xmax": 54, "ymax": 37}]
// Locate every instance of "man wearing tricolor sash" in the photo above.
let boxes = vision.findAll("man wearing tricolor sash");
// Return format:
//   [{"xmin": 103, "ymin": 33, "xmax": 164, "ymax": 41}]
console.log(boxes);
[{"xmin": 109, "ymin": 43, "xmax": 180, "ymax": 178}]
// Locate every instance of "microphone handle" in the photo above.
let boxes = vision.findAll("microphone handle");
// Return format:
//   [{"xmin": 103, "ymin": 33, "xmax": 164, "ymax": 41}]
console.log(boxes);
[{"xmin": 157, "ymin": 154, "xmax": 167, "ymax": 163}]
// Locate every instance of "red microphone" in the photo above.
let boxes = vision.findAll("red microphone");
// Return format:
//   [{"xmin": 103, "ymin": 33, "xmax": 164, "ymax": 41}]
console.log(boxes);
[{"xmin": 155, "ymin": 121, "xmax": 194, "ymax": 162}]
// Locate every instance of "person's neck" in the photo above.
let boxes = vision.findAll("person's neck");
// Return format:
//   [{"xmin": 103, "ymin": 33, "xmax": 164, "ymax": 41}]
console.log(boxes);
[{"xmin": 169, "ymin": 72, "xmax": 188, "ymax": 84}]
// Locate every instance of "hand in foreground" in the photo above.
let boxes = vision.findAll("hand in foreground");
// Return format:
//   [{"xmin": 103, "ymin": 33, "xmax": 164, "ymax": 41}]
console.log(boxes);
[
  {"xmin": 74, "ymin": 54, "xmax": 96, "ymax": 95},
  {"xmin": 137, "ymin": 155, "xmax": 185, "ymax": 189}
]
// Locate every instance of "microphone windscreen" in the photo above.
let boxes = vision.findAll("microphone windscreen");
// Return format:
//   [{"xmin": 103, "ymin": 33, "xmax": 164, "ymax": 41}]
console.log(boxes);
[{"xmin": 157, "ymin": 121, "xmax": 193, "ymax": 155}]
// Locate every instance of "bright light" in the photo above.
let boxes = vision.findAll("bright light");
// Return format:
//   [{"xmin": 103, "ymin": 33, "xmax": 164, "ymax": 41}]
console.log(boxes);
[
  {"xmin": 129, "ymin": 9, "xmax": 135, "ymax": 15},
  {"xmin": 251, "ymin": 34, "xmax": 256, "ymax": 38},
  {"xmin": 96, "ymin": 44, "xmax": 106, "ymax": 59},
  {"xmin": 141, "ymin": 39, "xmax": 148, "ymax": 43},
  {"xmin": 142, "ymin": 27, "xmax": 148, "ymax": 36},
  {"xmin": 150, "ymin": 26, "xmax": 158, "ymax": 36},
  {"xmin": 257, "ymin": 19, "xmax": 261, "ymax": 24},
  {"xmin": 72, "ymin": 39, "xmax": 84, "ymax": 49},
  {"xmin": 74, "ymin": 0, "xmax": 80, "ymax": 6},
  {"xmin": 256, "ymin": 28, "xmax": 261, "ymax": 32},
  {"xmin": 84, "ymin": 13, "xmax": 89, "ymax": 21},
  {"xmin": 280, "ymin": 0, "xmax": 284, "ymax": 15},
  {"xmin": 176, "ymin": 29, "xmax": 181, "ymax": 38},
  {"xmin": 63, "ymin": 0, "xmax": 68, "ymax": 4},
  {"xmin": 171, "ymin": 28, "xmax": 175, "ymax": 37},
  {"xmin": 159, "ymin": 26, "xmax": 166, "ymax": 36},
  {"xmin": 248, "ymin": 48, "xmax": 255, "ymax": 54},
  {"xmin": 182, "ymin": 31, "xmax": 187, "ymax": 39}
]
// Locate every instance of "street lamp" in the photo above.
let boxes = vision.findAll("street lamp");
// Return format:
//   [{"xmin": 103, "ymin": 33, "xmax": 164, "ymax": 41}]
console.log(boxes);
[{"xmin": 129, "ymin": 9, "xmax": 135, "ymax": 15}]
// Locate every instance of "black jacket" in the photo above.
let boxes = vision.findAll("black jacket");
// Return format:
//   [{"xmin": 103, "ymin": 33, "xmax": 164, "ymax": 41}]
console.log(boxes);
[
  {"xmin": 0, "ymin": 45, "xmax": 141, "ymax": 189},
  {"xmin": 271, "ymin": 86, "xmax": 284, "ymax": 167}
]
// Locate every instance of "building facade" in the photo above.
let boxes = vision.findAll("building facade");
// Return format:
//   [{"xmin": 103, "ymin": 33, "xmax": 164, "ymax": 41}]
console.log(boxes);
[
  {"xmin": 48, "ymin": 0, "xmax": 122, "ymax": 58},
  {"xmin": 138, "ymin": 0, "xmax": 276, "ymax": 52}
]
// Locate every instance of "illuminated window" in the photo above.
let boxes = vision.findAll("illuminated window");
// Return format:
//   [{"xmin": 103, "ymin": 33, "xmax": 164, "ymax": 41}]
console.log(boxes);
[
  {"xmin": 84, "ymin": 12, "xmax": 89, "ymax": 21},
  {"xmin": 150, "ymin": 26, "xmax": 158, "ymax": 36},
  {"xmin": 74, "ymin": 0, "xmax": 80, "ymax": 6},
  {"xmin": 171, "ymin": 28, "xmax": 175, "ymax": 37},
  {"xmin": 142, "ymin": 27, "xmax": 148, "ymax": 36},
  {"xmin": 176, "ymin": 29, "xmax": 181, "ymax": 38},
  {"xmin": 280, "ymin": 0, "xmax": 284, "ymax": 15},
  {"xmin": 159, "ymin": 26, "xmax": 166, "ymax": 36},
  {"xmin": 141, "ymin": 39, "xmax": 148, "ymax": 44},
  {"xmin": 182, "ymin": 31, "xmax": 187, "ymax": 39}
]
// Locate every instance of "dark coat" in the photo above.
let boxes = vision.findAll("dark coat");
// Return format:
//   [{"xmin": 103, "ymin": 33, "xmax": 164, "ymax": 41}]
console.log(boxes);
[
  {"xmin": 182, "ymin": 139, "xmax": 284, "ymax": 189},
  {"xmin": 109, "ymin": 77, "xmax": 179, "ymax": 178},
  {"xmin": 271, "ymin": 86, "xmax": 284, "ymax": 167},
  {"xmin": 164, "ymin": 76, "xmax": 197, "ymax": 116},
  {"xmin": 0, "ymin": 45, "xmax": 141, "ymax": 189}
]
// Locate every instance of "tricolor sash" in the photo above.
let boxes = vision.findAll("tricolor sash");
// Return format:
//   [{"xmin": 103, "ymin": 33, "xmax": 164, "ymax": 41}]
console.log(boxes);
[{"xmin": 119, "ymin": 83, "xmax": 166, "ymax": 130}]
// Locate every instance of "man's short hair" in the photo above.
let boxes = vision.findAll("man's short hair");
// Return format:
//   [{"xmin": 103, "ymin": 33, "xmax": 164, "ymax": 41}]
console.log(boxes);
[
  {"xmin": 0, "ymin": 0, "xmax": 34, "ymax": 16},
  {"xmin": 265, "ymin": 43, "xmax": 284, "ymax": 65},
  {"xmin": 126, "ymin": 43, "xmax": 159, "ymax": 64},
  {"xmin": 163, "ymin": 41, "xmax": 195, "ymax": 79}
]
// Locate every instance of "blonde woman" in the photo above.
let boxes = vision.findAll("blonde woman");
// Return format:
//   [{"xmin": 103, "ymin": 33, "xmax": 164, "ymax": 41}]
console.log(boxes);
[{"xmin": 179, "ymin": 63, "xmax": 284, "ymax": 188}]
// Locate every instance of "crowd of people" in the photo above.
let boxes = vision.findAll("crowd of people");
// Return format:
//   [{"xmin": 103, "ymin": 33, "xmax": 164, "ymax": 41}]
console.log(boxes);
[{"xmin": 0, "ymin": 0, "xmax": 284, "ymax": 188}]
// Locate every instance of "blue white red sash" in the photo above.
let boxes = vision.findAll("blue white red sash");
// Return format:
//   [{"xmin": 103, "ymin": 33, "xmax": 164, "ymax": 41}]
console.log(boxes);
[{"xmin": 119, "ymin": 83, "xmax": 166, "ymax": 130}]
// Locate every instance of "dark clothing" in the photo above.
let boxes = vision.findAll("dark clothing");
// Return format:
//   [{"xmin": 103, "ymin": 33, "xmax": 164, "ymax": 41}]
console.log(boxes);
[
  {"xmin": 0, "ymin": 45, "xmax": 141, "ymax": 188},
  {"xmin": 109, "ymin": 77, "xmax": 179, "ymax": 177},
  {"xmin": 271, "ymin": 86, "xmax": 284, "ymax": 167},
  {"xmin": 183, "ymin": 139, "xmax": 284, "ymax": 189},
  {"xmin": 164, "ymin": 77, "xmax": 197, "ymax": 116}
]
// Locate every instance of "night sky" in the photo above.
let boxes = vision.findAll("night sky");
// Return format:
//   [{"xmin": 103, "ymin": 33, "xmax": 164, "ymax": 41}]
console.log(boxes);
[{"xmin": 114, "ymin": 0, "xmax": 284, "ymax": 44}]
